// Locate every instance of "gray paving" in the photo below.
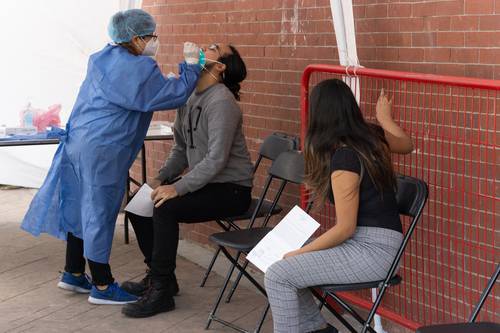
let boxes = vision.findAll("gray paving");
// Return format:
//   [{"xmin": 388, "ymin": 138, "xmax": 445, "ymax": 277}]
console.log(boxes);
[{"xmin": 0, "ymin": 188, "xmax": 408, "ymax": 333}]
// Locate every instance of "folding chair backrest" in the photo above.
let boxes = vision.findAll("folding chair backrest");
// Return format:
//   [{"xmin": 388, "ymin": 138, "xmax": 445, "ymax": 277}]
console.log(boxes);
[
  {"xmin": 395, "ymin": 174, "xmax": 429, "ymax": 218},
  {"xmin": 362, "ymin": 175, "xmax": 429, "ymax": 331},
  {"xmin": 248, "ymin": 151, "xmax": 304, "ymax": 228},
  {"xmin": 269, "ymin": 150, "xmax": 305, "ymax": 184},
  {"xmin": 383, "ymin": 175, "xmax": 428, "ymax": 282},
  {"xmin": 254, "ymin": 132, "xmax": 299, "ymax": 172}
]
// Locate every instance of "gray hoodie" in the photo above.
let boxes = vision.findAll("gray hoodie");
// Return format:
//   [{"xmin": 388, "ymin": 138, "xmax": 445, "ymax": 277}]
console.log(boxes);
[{"xmin": 157, "ymin": 83, "xmax": 253, "ymax": 196}]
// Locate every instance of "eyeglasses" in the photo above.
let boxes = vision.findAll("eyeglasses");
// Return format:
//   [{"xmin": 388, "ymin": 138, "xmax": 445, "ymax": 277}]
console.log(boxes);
[
  {"xmin": 208, "ymin": 43, "xmax": 221, "ymax": 57},
  {"xmin": 141, "ymin": 34, "xmax": 158, "ymax": 42}
]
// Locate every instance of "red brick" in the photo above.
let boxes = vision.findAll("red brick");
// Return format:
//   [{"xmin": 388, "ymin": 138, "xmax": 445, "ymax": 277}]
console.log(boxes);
[
  {"xmin": 465, "ymin": 31, "xmax": 500, "ymax": 47},
  {"xmin": 451, "ymin": 16, "xmax": 480, "ymax": 31},
  {"xmin": 423, "ymin": 16, "xmax": 452, "ymax": 31},
  {"xmin": 424, "ymin": 48, "xmax": 451, "ymax": 62},
  {"xmin": 357, "ymin": 32, "xmax": 389, "ymax": 47},
  {"xmin": 388, "ymin": 3, "xmax": 412, "ymax": 17},
  {"xmin": 436, "ymin": 0, "xmax": 465, "ymax": 16},
  {"xmin": 410, "ymin": 62, "xmax": 437, "ymax": 74},
  {"xmin": 450, "ymin": 49, "xmax": 479, "ymax": 63},
  {"xmin": 365, "ymin": 4, "xmax": 388, "ymax": 17},
  {"xmin": 479, "ymin": 15, "xmax": 500, "ymax": 30},
  {"xmin": 479, "ymin": 49, "xmax": 500, "ymax": 64},
  {"xmin": 412, "ymin": 32, "xmax": 437, "ymax": 47},
  {"xmin": 437, "ymin": 32, "xmax": 465, "ymax": 47},
  {"xmin": 465, "ymin": 0, "xmax": 495, "ymax": 14},
  {"xmin": 399, "ymin": 47, "xmax": 425, "ymax": 62},
  {"xmin": 400, "ymin": 18, "xmax": 425, "ymax": 32},
  {"xmin": 376, "ymin": 47, "xmax": 399, "ymax": 61},
  {"xmin": 494, "ymin": 65, "xmax": 500, "ymax": 79},
  {"xmin": 388, "ymin": 32, "xmax": 412, "ymax": 47},
  {"xmin": 412, "ymin": 2, "xmax": 436, "ymax": 17},
  {"xmin": 464, "ymin": 64, "xmax": 495, "ymax": 79}
]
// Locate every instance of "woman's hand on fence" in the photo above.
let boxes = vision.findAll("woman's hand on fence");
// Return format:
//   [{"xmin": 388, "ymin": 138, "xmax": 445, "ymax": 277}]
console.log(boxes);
[{"xmin": 376, "ymin": 88, "xmax": 393, "ymax": 124}]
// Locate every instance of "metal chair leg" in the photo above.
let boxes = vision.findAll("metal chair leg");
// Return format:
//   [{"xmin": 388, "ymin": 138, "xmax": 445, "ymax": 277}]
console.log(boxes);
[
  {"xmin": 254, "ymin": 303, "xmax": 270, "ymax": 333},
  {"xmin": 225, "ymin": 259, "xmax": 249, "ymax": 303},
  {"xmin": 200, "ymin": 246, "xmax": 222, "ymax": 287},
  {"xmin": 206, "ymin": 252, "xmax": 241, "ymax": 330}
]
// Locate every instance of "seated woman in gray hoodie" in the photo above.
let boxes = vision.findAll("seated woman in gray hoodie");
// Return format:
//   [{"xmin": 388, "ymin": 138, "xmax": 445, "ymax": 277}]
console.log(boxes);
[{"xmin": 122, "ymin": 43, "xmax": 253, "ymax": 318}]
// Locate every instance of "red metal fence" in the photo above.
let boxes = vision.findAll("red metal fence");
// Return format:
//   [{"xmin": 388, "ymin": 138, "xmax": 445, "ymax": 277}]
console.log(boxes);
[{"xmin": 300, "ymin": 65, "xmax": 499, "ymax": 330}]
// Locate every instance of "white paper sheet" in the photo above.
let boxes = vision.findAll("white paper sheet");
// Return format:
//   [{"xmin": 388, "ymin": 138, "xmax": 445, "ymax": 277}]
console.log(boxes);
[
  {"xmin": 124, "ymin": 184, "xmax": 154, "ymax": 217},
  {"xmin": 246, "ymin": 205, "xmax": 320, "ymax": 273}
]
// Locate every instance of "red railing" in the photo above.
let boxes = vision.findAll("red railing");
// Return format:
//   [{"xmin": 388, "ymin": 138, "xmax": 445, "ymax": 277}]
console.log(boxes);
[{"xmin": 300, "ymin": 65, "xmax": 499, "ymax": 330}]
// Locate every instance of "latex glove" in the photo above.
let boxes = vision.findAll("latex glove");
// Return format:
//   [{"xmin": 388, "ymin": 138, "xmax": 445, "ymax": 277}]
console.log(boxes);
[{"xmin": 183, "ymin": 42, "xmax": 200, "ymax": 65}]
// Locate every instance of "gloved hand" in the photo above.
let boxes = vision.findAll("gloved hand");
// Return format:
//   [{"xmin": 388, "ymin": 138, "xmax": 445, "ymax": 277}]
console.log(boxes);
[{"xmin": 183, "ymin": 42, "xmax": 200, "ymax": 65}]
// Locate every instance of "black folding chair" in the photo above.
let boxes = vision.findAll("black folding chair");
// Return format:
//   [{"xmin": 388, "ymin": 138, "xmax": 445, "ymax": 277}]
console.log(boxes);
[
  {"xmin": 205, "ymin": 151, "xmax": 305, "ymax": 333},
  {"xmin": 199, "ymin": 132, "xmax": 299, "ymax": 287},
  {"xmin": 416, "ymin": 263, "xmax": 499, "ymax": 333},
  {"xmin": 310, "ymin": 174, "xmax": 429, "ymax": 333}
]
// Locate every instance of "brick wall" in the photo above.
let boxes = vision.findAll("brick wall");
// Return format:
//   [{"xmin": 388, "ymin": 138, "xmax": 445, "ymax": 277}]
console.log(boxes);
[
  {"xmin": 134, "ymin": 0, "xmax": 499, "ymax": 246},
  {"xmin": 130, "ymin": 1, "xmax": 499, "ymax": 328}
]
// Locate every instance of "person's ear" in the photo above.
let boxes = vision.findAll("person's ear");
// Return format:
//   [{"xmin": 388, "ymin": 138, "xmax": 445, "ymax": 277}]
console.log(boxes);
[{"xmin": 216, "ymin": 63, "xmax": 226, "ymax": 73}]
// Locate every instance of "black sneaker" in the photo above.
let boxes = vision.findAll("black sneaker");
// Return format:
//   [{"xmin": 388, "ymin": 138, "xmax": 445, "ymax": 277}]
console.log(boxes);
[
  {"xmin": 310, "ymin": 324, "xmax": 338, "ymax": 333},
  {"xmin": 121, "ymin": 271, "xmax": 179, "ymax": 297},
  {"xmin": 121, "ymin": 285, "xmax": 175, "ymax": 318}
]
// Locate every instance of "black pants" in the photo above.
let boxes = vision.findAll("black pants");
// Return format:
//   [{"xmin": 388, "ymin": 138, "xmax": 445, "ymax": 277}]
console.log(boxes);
[
  {"xmin": 65, "ymin": 232, "xmax": 114, "ymax": 285},
  {"xmin": 129, "ymin": 182, "xmax": 251, "ymax": 282}
]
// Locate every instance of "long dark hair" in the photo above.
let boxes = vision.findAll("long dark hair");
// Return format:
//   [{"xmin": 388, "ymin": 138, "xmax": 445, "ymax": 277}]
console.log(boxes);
[
  {"xmin": 304, "ymin": 79, "xmax": 395, "ymax": 204},
  {"xmin": 218, "ymin": 45, "xmax": 247, "ymax": 101}
]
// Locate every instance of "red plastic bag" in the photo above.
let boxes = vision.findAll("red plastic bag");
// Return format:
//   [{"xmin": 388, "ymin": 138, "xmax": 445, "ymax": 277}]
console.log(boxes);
[{"xmin": 33, "ymin": 104, "xmax": 61, "ymax": 132}]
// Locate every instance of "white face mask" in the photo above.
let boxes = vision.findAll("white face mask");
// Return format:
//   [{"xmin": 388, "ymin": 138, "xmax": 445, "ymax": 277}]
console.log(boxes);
[
  {"xmin": 141, "ymin": 38, "xmax": 159, "ymax": 56},
  {"xmin": 202, "ymin": 59, "xmax": 224, "ymax": 81}
]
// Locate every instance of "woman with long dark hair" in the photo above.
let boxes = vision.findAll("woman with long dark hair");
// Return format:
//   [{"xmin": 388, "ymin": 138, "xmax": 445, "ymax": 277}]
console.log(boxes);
[{"xmin": 264, "ymin": 79, "xmax": 413, "ymax": 333}]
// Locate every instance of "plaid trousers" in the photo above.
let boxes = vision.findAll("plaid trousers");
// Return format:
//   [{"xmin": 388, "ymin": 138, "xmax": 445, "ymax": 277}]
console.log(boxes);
[{"xmin": 264, "ymin": 226, "xmax": 403, "ymax": 333}]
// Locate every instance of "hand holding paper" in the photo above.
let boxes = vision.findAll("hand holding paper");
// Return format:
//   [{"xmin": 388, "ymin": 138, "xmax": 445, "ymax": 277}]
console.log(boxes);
[
  {"xmin": 124, "ymin": 184, "xmax": 154, "ymax": 217},
  {"xmin": 246, "ymin": 205, "xmax": 320, "ymax": 272}
]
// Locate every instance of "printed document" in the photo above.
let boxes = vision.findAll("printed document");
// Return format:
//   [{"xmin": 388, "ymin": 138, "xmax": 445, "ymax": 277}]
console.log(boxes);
[
  {"xmin": 247, "ymin": 205, "xmax": 320, "ymax": 272},
  {"xmin": 124, "ymin": 184, "xmax": 154, "ymax": 217}
]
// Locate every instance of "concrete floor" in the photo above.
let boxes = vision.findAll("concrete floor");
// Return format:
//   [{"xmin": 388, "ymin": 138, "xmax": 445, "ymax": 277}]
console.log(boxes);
[{"xmin": 0, "ymin": 187, "xmax": 381, "ymax": 333}]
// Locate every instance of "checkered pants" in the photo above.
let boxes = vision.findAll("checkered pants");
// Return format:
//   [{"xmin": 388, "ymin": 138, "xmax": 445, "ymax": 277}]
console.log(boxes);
[{"xmin": 264, "ymin": 226, "xmax": 403, "ymax": 333}]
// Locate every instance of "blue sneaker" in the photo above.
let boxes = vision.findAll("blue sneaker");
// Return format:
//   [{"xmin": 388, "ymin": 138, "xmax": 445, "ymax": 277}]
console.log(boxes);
[
  {"xmin": 88, "ymin": 282, "xmax": 138, "ymax": 305},
  {"xmin": 57, "ymin": 272, "xmax": 92, "ymax": 294}
]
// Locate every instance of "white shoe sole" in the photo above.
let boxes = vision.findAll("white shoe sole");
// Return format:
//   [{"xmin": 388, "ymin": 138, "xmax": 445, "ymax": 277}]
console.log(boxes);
[
  {"xmin": 57, "ymin": 281, "xmax": 91, "ymax": 294},
  {"xmin": 88, "ymin": 296, "xmax": 138, "ymax": 305}
]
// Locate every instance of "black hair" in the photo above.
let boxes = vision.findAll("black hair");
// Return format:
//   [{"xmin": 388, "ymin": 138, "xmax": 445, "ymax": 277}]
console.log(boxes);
[
  {"xmin": 218, "ymin": 45, "xmax": 247, "ymax": 101},
  {"xmin": 304, "ymin": 79, "xmax": 396, "ymax": 203}
]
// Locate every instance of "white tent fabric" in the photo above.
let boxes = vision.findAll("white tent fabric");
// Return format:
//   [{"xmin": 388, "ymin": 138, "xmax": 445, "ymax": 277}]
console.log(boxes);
[
  {"xmin": 0, "ymin": 0, "xmax": 140, "ymax": 188},
  {"xmin": 330, "ymin": 0, "xmax": 361, "ymax": 103}
]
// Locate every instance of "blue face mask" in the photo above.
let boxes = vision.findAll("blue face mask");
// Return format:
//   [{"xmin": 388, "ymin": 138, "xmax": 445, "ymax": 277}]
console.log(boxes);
[{"xmin": 199, "ymin": 49, "xmax": 206, "ymax": 68}]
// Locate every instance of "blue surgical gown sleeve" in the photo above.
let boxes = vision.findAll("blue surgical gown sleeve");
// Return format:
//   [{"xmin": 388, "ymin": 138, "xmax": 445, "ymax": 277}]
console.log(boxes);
[{"xmin": 91, "ymin": 50, "xmax": 200, "ymax": 112}]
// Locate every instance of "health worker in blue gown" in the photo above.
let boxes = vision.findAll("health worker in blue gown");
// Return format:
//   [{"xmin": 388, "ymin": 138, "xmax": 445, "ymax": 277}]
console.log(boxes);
[{"xmin": 20, "ymin": 9, "xmax": 201, "ymax": 305}]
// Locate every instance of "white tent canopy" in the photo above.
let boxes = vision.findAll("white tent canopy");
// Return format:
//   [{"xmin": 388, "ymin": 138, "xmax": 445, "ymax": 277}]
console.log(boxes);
[{"xmin": 0, "ymin": 0, "xmax": 140, "ymax": 188}]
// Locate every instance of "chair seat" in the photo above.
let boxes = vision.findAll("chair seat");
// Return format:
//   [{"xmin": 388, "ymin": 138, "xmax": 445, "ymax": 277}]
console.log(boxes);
[
  {"xmin": 416, "ymin": 322, "xmax": 500, "ymax": 333},
  {"xmin": 225, "ymin": 199, "xmax": 282, "ymax": 221},
  {"xmin": 317, "ymin": 275, "xmax": 402, "ymax": 292},
  {"xmin": 210, "ymin": 227, "xmax": 272, "ymax": 252}
]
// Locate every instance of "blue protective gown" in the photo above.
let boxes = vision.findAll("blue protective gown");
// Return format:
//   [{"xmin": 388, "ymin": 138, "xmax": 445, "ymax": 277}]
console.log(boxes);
[{"xmin": 21, "ymin": 44, "xmax": 200, "ymax": 263}]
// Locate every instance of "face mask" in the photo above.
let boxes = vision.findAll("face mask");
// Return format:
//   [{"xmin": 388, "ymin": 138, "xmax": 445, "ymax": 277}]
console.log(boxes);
[
  {"xmin": 141, "ymin": 38, "xmax": 159, "ymax": 56},
  {"xmin": 200, "ymin": 49, "xmax": 225, "ymax": 81}
]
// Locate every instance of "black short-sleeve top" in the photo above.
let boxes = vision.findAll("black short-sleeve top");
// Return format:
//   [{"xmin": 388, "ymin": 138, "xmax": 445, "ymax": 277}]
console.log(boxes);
[{"xmin": 329, "ymin": 147, "xmax": 402, "ymax": 233}]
